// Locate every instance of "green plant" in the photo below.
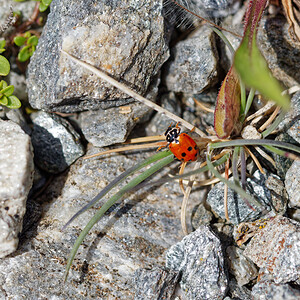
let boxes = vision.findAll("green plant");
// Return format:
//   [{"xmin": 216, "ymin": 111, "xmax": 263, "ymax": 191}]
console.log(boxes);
[
  {"xmin": 14, "ymin": 0, "xmax": 53, "ymax": 12},
  {"xmin": 61, "ymin": 0, "xmax": 300, "ymax": 281},
  {"xmin": 0, "ymin": 40, "xmax": 21, "ymax": 109},
  {"xmin": 14, "ymin": 31, "xmax": 39, "ymax": 62}
]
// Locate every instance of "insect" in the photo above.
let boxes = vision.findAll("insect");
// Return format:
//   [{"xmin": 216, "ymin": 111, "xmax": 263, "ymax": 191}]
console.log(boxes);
[{"xmin": 165, "ymin": 123, "xmax": 199, "ymax": 162}]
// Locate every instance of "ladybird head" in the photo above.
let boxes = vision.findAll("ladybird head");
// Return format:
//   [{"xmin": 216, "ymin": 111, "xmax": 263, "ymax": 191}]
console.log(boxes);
[{"xmin": 165, "ymin": 125, "xmax": 181, "ymax": 143}]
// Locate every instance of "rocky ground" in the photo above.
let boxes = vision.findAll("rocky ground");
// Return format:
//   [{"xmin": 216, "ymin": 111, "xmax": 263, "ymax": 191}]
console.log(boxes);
[{"xmin": 0, "ymin": 0, "xmax": 299, "ymax": 299}]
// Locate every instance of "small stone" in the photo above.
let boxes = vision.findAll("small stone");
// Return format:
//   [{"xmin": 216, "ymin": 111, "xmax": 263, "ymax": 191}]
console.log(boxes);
[
  {"xmin": 207, "ymin": 170, "xmax": 272, "ymax": 224},
  {"xmin": 0, "ymin": 120, "xmax": 34, "ymax": 258},
  {"xmin": 31, "ymin": 111, "xmax": 84, "ymax": 173},
  {"xmin": 165, "ymin": 26, "xmax": 219, "ymax": 94},
  {"xmin": 226, "ymin": 246, "xmax": 258, "ymax": 286},
  {"xmin": 79, "ymin": 102, "xmax": 151, "ymax": 147},
  {"xmin": 133, "ymin": 267, "xmax": 179, "ymax": 300},
  {"xmin": 166, "ymin": 226, "xmax": 228, "ymax": 300},
  {"xmin": 251, "ymin": 274, "xmax": 300, "ymax": 300},
  {"xmin": 191, "ymin": 203, "xmax": 213, "ymax": 229},
  {"xmin": 285, "ymin": 161, "xmax": 300, "ymax": 208},
  {"xmin": 243, "ymin": 216, "xmax": 300, "ymax": 284}
]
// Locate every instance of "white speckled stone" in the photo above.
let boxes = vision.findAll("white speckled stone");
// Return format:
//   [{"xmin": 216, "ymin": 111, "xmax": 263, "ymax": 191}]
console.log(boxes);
[{"xmin": 0, "ymin": 119, "xmax": 34, "ymax": 258}]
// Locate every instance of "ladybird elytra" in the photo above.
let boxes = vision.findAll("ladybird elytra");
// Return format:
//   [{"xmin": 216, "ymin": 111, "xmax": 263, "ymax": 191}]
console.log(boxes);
[{"xmin": 164, "ymin": 124, "xmax": 199, "ymax": 162}]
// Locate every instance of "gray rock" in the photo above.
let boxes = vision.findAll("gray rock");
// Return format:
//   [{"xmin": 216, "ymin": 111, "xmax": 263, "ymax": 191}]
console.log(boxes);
[
  {"xmin": 191, "ymin": 203, "xmax": 213, "ymax": 229},
  {"xmin": 0, "ymin": 147, "xmax": 185, "ymax": 298},
  {"xmin": 226, "ymin": 246, "xmax": 258, "ymax": 286},
  {"xmin": 165, "ymin": 26, "xmax": 219, "ymax": 94},
  {"xmin": 78, "ymin": 102, "xmax": 151, "ymax": 147},
  {"xmin": 278, "ymin": 90, "xmax": 300, "ymax": 144},
  {"xmin": 252, "ymin": 275, "xmax": 300, "ymax": 300},
  {"xmin": 274, "ymin": 133, "xmax": 297, "ymax": 179},
  {"xmin": 285, "ymin": 161, "xmax": 300, "ymax": 208},
  {"xmin": 227, "ymin": 278, "xmax": 252, "ymax": 300},
  {"xmin": 244, "ymin": 216, "xmax": 300, "ymax": 284},
  {"xmin": 145, "ymin": 92, "xmax": 182, "ymax": 136},
  {"xmin": 207, "ymin": 170, "xmax": 272, "ymax": 224},
  {"xmin": 257, "ymin": 16, "xmax": 300, "ymax": 88},
  {"xmin": 166, "ymin": 226, "xmax": 228, "ymax": 300},
  {"xmin": 133, "ymin": 267, "xmax": 179, "ymax": 299},
  {"xmin": 0, "ymin": 119, "xmax": 34, "ymax": 258},
  {"xmin": 27, "ymin": 0, "xmax": 169, "ymax": 113},
  {"xmin": 31, "ymin": 111, "xmax": 84, "ymax": 173}
]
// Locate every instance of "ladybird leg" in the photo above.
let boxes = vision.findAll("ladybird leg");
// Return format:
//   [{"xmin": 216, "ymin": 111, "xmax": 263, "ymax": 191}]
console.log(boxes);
[
  {"xmin": 190, "ymin": 126, "xmax": 196, "ymax": 133},
  {"xmin": 156, "ymin": 141, "xmax": 168, "ymax": 152},
  {"xmin": 175, "ymin": 122, "xmax": 181, "ymax": 128}
]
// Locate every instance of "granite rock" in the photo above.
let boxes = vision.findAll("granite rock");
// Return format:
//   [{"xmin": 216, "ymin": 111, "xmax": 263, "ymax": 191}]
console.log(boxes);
[
  {"xmin": 27, "ymin": 0, "xmax": 169, "ymax": 113},
  {"xmin": 244, "ymin": 216, "xmax": 300, "ymax": 284},
  {"xmin": 165, "ymin": 26, "xmax": 219, "ymax": 94},
  {"xmin": 0, "ymin": 119, "xmax": 34, "ymax": 258},
  {"xmin": 166, "ymin": 226, "xmax": 228, "ymax": 300}
]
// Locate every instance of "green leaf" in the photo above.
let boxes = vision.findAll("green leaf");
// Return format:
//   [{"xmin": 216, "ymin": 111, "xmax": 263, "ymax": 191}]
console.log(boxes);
[
  {"xmin": 39, "ymin": 3, "xmax": 49, "ymax": 12},
  {"xmin": 0, "ymin": 85, "xmax": 14, "ymax": 97},
  {"xmin": 214, "ymin": 66, "xmax": 241, "ymax": 138},
  {"xmin": 27, "ymin": 35, "xmax": 39, "ymax": 46},
  {"xmin": 0, "ymin": 55, "xmax": 10, "ymax": 76},
  {"xmin": 0, "ymin": 39, "xmax": 6, "ymax": 49},
  {"xmin": 233, "ymin": 0, "xmax": 290, "ymax": 111},
  {"xmin": 6, "ymin": 95, "xmax": 21, "ymax": 109},
  {"xmin": 0, "ymin": 80, "xmax": 7, "ymax": 90},
  {"xmin": 18, "ymin": 45, "xmax": 32, "ymax": 62},
  {"xmin": 24, "ymin": 31, "xmax": 31, "ymax": 39},
  {"xmin": 0, "ymin": 49, "xmax": 6, "ymax": 54},
  {"xmin": 14, "ymin": 36, "xmax": 26, "ymax": 47},
  {"xmin": 0, "ymin": 96, "xmax": 8, "ymax": 105},
  {"xmin": 42, "ymin": 0, "xmax": 52, "ymax": 5}
]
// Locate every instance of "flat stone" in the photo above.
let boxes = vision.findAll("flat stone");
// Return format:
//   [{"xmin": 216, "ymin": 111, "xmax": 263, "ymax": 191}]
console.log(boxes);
[
  {"xmin": 166, "ymin": 226, "xmax": 228, "ymax": 300},
  {"xmin": 78, "ymin": 96, "xmax": 153, "ymax": 147},
  {"xmin": 0, "ymin": 119, "xmax": 34, "ymax": 258},
  {"xmin": 165, "ymin": 26, "xmax": 219, "ymax": 94},
  {"xmin": 27, "ymin": 0, "xmax": 169, "ymax": 113},
  {"xmin": 31, "ymin": 111, "xmax": 85, "ymax": 173},
  {"xmin": 243, "ymin": 216, "xmax": 300, "ymax": 284}
]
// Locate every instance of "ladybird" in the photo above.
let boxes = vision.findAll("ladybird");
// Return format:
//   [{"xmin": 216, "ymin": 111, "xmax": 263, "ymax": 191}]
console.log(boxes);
[{"xmin": 164, "ymin": 124, "xmax": 199, "ymax": 162}]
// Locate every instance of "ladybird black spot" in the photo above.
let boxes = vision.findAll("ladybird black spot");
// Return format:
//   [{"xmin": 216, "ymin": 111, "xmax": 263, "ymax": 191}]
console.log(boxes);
[
  {"xmin": 181, "ymin": 152, "xmax": 186, "ymax": 157},
  {"xmin": 187, "ymin": 146, "xmax": 193, "ymax": 151},
  {"xmin": 194, "ymin": 146, "xmax": 198, "ymax": 150}
]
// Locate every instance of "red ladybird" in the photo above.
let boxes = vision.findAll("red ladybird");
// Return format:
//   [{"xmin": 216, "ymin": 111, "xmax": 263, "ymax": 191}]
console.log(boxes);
[{"xmin": 165, "ymin": 124, "xmax": 199, "ymax": 162}]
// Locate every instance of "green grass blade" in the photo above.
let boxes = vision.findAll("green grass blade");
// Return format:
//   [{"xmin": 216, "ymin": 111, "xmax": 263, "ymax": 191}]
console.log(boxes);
[
  {"xmin": 64, "ymin": 154, "xmax": 174, "ymax": 281},
  {"xmin": 210, "ymin": 139, "xmax": 300, "ymax": 155},
  {"xmin": 62, "ymin": 150, "xmax": 172, "ymax": 230}
]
